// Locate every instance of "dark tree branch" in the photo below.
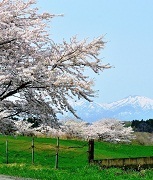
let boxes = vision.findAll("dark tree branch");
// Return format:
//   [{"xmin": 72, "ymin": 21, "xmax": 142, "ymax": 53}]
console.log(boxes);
[
  {"xmin": 3, "ymin": 110, "xmax": 23, "ymax": 119},
  {"xmin": 0, "ymin": 81, "xmax": 31, "ymax": 101},
  {"xmin": 0, "ymin": 39, "xmax": 16, "ymax": 46},
  {"xmin": 0, "ymin": 80, "xmax": 12, "ymax": 97}
]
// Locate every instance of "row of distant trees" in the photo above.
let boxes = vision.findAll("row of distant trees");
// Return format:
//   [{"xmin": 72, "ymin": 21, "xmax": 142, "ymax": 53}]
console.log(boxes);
[
  {"xmin": 131, "ymin": 119, "xmax": 153, "ymax": 133},
  {"xmin": 0, "ymin": 117, "xmax": 135, "ymax": 143},
  {"xmin": 25, "ymin": 118, "xmax": 153, "ymax": 134},
  {"xmin": 12, "ymin": 118, "xmax": 153, "ymax": 134}
]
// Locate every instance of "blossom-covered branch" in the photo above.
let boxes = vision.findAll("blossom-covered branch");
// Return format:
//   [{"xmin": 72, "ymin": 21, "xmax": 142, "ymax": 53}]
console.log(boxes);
[{"xmin": 0, "ymin": 0, "xmax": 111, "ymax": 126}]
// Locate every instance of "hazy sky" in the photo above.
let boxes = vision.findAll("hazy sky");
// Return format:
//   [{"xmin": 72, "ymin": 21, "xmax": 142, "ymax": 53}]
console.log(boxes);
[{"xmin": 37, "ymin": 0, "xmax": 153, "ymax": 103}]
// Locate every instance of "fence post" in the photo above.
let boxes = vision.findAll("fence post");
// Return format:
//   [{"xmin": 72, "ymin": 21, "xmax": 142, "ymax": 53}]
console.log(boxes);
[
  {"xmin": 88, "ymin": 139, "xmax": 94, "ymax": 164},
  {"xmin": 6, "ymin": 140, "xmax": 8, "ymax": 164},
  {"xmin": 55, "ymin": 137, "xmax": 59, "ymax": 169},
  {"xmin": 32, "ymin": 137, "xmax": 34, "ymax": 164}
]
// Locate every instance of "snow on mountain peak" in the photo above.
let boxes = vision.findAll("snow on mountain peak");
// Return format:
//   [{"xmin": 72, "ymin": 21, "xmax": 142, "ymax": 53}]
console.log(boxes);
[
  {"xmin": 122, "ymin": 95, "xmax": 153, "ymax": 109},
  {"xmin": 62, "ymin": 95, "xmax": 153, "ymax": 122},
  {"xmin": 101, "ymin": 95, "xmax": 153, "ymax": 110}
]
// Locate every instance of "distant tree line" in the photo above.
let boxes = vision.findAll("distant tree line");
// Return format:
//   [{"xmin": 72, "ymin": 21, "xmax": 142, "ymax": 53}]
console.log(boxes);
[{"xmin": 131, "ymin": 119, "xmax": 153, "ymax": 133}]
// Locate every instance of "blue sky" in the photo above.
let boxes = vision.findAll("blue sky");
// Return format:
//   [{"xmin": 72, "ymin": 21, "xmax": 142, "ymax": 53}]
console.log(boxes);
[{"xmin": 37, "ymin": 0, "xmax": 153, "ymax": 103}]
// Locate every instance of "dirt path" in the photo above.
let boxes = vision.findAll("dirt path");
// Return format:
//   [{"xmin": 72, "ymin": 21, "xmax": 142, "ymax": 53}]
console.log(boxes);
[{"xmin": 0, "ymin": 175, "xmax": 35, "ymax": 180}]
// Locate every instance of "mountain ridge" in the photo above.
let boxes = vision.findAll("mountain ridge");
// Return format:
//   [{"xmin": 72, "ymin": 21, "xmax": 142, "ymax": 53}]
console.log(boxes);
[{"xmin": 60, "ymin": 95, "xmax": 153, "ymax": 122}]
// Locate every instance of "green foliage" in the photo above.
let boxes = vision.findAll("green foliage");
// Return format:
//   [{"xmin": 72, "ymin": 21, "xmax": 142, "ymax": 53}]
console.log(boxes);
[
  {"xmin": 25, "ymin": 117, "xmax": 42, "ymax": 128},
  {"xmin": 131, "ymin": 119, "xmax": 153, "ymax": 133},
  {"xmin": 0, "ymin": 135, "xmax": 153, "ymax": 179},
  {"xmin": 122, "ymin": 121, "xmax": 132, "ymax": 128}
]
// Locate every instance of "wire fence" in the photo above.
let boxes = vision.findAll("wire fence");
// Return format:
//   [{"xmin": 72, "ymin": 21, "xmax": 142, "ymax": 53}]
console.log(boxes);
[
  {"xmin": 0, "ymin": 136, "xmax": 89, "ymax": 168},
  {"xmin": 1, "ymin": 137, "xmax": 152, "ymax": 170}
]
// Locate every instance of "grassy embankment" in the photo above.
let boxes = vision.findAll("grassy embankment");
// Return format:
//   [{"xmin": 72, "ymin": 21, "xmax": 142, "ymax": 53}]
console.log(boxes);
[{"xmin": 0, "ymin": 135, "xmax": 153, "ymax": 180}]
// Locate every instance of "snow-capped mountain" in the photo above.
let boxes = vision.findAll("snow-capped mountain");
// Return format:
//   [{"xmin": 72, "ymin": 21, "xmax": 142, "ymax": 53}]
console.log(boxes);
[{"xmin": 60, "ymin": 96, "xmax": 153, "ymax": 122}]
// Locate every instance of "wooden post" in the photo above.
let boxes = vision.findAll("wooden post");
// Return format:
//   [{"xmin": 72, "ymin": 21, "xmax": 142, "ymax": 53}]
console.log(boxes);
[
  {"xmin": 88, "ymin": 139, "xmax": 94, "ymax": 163},
  {"xmin": 32, "ymin": 137, "xmax": 34, "ymax": 164},
  {"xmin": 55, "ymin": 137, "xmax": 59, "ymax": 169},
  {"xmin": 6, "ymin": 140, "xmax": 8, "ymax": 164}
]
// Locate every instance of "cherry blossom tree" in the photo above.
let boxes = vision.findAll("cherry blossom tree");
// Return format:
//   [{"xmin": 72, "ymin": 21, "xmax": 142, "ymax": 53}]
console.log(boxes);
[
  {"xmin": 83, "ymin": 119, "xmax": 135, "ymax": 143},
  {"xmin": 60, "ymin": 119, "xmax": 88, "ymax": 139},
  {"xmin": 0, "ymin": 118, "xmax": 17, "ymax": 135},
  {"xmin": 11, "ymin": 118, "xmax": 135, "ymax": 142},
  {"xmin": 0, "ymin": 0, "xmax": 111, "ymax": 127},
  {"xmin": 57, "ymin": 118, "xmax": 135, "ymax": 143},
  {"xmin": 34, "ymin": 124, "xmax": 65, "ymax": 137},
  {"xmin": 13, "ymin": 119, "xmax": 34, "ymax": 136}
]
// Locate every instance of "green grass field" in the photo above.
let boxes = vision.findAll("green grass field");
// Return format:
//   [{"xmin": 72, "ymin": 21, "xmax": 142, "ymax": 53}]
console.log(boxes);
[{"xmin": 0, "ymin": 135, "xmax": 153, "ymax": 180}]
